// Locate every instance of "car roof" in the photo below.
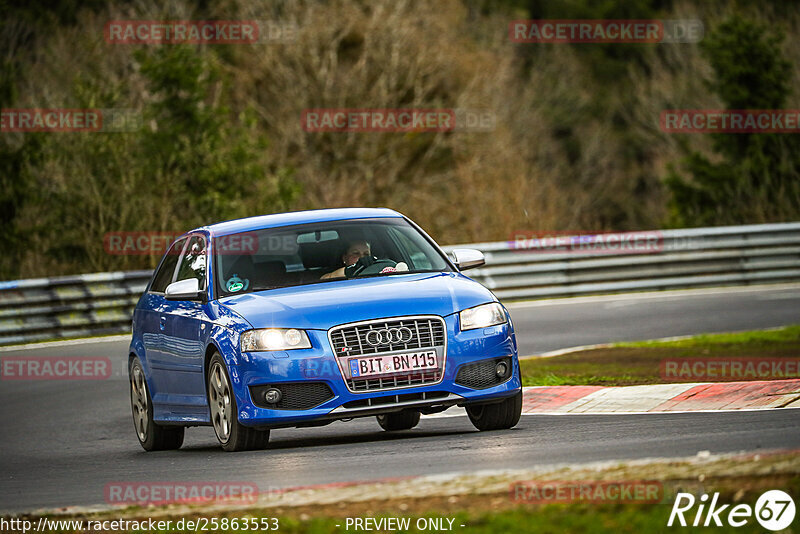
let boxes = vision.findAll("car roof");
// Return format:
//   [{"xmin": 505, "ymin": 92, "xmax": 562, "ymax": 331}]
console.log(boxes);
[{"xmin": 200, "ymin": 208, "xmax": 404, "ymax": 236}]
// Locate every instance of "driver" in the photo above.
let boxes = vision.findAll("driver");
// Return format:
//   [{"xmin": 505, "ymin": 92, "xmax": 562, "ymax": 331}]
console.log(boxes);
[{"xmin": 321, "ymin": 240, "xmax": 371, "ymax": 280}]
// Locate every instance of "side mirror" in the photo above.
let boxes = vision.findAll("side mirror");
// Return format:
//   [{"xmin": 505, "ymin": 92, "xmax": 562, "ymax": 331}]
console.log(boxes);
[
  {"xmin": 450, "ymin": 248, "xmax": 485, "ymax": 270},
  {"xmin": 165, "ymin": 278, "xmax": 204, "ymax": 301}
]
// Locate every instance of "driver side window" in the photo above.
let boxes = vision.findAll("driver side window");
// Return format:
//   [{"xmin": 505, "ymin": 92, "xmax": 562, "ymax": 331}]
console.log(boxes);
[{"xmin": 150, "ymin": 238, "xmax": 187, "ymax": 293}]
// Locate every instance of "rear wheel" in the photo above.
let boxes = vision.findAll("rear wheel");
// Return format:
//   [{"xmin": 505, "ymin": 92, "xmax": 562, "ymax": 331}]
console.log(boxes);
[
  {"xmin": 129, "ymin": 358, "xmax": 184, "ymax": 451},
  {"xmin": 208, "ymin": 353, "xmax": 270, "ymax": 452},
  {"xmin": 466, "ymin": 390, "xmax": 522, "ymax": 431},
  {"xmin": 376, "ymin": 410, "xmax": 421, "ymax": 431}
]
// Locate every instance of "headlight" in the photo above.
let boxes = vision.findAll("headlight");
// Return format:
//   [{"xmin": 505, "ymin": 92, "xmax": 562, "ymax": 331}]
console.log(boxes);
[
  {"xmin": 459, "ymin": 302, "xmax": 507, "ymax": 331},
  {"xmin": 240, "ymin": 328, "xmax": 312, "ymax": 352}
]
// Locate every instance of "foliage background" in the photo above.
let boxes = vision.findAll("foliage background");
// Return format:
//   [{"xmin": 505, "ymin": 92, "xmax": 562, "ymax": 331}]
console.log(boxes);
[{"xmin": 1, "ymin": 0, "xmax": 798, "ymax": 279}]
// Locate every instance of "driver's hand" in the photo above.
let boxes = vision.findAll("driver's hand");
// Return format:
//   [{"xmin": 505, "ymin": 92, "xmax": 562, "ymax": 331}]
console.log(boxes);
[{"xmin": 345, "ymin": 255, "xmax": 376, "ymax": 278}]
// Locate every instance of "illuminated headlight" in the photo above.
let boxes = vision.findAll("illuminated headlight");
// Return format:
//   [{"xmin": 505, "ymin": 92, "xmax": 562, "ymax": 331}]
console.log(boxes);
[
  {"xmin": 240, "ymin": 328, "xmax": 312, "ymax": 352},
  {"xmin": 459, "ymin": 302, "xmax": 507, "ymax": 331}
]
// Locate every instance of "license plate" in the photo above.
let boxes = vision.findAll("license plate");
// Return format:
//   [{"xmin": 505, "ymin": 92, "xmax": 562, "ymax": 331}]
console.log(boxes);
[{"xmin": 349, "ymin": 350, "xmax": 437, "ymax": 378}]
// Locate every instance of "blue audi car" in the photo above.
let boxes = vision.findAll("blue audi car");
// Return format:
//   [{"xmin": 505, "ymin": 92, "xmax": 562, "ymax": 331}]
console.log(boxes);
[{"xmin": 128, "ymin": 208, "xmax": 522, "ymax": 451}]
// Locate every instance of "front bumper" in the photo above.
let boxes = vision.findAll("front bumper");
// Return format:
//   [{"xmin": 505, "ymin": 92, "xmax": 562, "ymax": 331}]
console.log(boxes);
[{"xmin": 229, "ymin": 314, "xmax": 521, "ymax": 428}]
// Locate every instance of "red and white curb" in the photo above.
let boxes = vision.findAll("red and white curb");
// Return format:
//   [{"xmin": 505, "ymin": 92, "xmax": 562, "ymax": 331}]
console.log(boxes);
[{"xmin": 428, "ymin": 379, "xmax": 800, "ymax": 417}]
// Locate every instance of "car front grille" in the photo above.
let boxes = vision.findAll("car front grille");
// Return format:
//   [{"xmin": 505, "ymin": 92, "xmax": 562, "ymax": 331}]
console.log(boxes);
[
  {"xmin": 330, "ymin": 317, "xmax": 446, "ymax": 357},
  {"xmin": 329, "ymin": 316, "xmax": 447, "ymax": 393},
  {"xmin": 250, "ymin": 382, "xmax": 334, "ymax": 410},
  {"xmin": 455, "ymin": 357, "xmax": 513, "ymax": 389}
]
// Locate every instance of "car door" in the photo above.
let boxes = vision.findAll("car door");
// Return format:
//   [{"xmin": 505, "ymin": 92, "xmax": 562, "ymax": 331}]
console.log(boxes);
[
  {"xmin": 141, "ymin": 237, "xmax": 187, "ymax": 400},
  {"xmin": 159, "ymin": 234, "xmax": 209, "ymax": 411}
]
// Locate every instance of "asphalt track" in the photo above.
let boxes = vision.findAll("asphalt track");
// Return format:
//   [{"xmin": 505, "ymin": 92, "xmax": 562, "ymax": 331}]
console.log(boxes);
[{"xmin": 1, "ymin": 284, "xmax": 799, "ymax": 513}]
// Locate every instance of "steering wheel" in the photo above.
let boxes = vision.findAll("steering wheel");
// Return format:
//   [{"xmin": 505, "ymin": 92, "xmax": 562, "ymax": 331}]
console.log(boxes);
[{"xmin": 345, "ymin": 256, "xmax": 398, "ymax": 278}]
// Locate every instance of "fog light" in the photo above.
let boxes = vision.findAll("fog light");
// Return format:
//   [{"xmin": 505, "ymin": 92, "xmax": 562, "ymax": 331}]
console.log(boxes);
[
  {"xmin": 495, "ymin": 361, "xmax": 509, "ymax": 379},
  {"xmin": 263, "ymin": 388, "xmax": 282, "ymax": 404}
]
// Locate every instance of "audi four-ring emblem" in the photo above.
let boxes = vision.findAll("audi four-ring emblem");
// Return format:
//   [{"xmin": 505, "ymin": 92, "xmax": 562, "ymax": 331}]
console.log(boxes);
[{"xmin": 364, "ymin": 327, "xmax": 414, "ymax": 346}]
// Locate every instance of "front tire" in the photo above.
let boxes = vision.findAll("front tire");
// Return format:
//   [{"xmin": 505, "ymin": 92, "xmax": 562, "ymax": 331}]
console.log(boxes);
[
  {"xmin": 129, "ymin": 358, "xmax": 184, "ymax": 451},
  {"xmin": 208, "ymin": 353, "xmax": 270, "ymax": 452},
  {"xmin": 376, "ymin": 410, "xmax": 421, "ymax": 431},
  {"xmin": 466, "ymin": 390, "xmax": 522, "ymax": 431}
]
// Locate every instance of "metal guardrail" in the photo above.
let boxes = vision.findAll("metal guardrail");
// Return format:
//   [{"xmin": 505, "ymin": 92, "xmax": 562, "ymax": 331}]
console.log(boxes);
[
  {"xmin": 0, "ymin": 271, "xmax": 152, "ymax": 346},
  {"xmin": 1, "ymin": 223, "xmax": 798, "ymax": 346},
  {"xmin": 442, "ymin": 222, "xmax": 800, "ymax": 301}
]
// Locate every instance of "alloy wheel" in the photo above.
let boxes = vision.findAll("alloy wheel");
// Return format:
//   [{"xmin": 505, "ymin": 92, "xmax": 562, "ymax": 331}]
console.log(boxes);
[
  {"xmin": 209, "ymin": 362, "xmax": 233, "ymax": 442},
  {"xmin": 130, "ymin": 365, "xmax": 149, "ymax": 442}
]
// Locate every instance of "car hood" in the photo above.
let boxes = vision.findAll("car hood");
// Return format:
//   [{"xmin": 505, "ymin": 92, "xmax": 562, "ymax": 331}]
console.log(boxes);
[{"xmin": 217, "ymin": 272, "xmax": 495, "ymax": 330}]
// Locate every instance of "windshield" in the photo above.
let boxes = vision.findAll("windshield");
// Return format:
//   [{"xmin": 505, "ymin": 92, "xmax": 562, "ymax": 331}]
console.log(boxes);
[{"xmin": 214, "ymin": 217, "xmax": 452, "ymax": 297}]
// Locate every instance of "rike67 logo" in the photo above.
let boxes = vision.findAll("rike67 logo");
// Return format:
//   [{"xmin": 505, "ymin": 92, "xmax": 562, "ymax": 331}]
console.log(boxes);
[{"xmin": 668, "ymin": 490, "xmax": 795, "ymax": 531}]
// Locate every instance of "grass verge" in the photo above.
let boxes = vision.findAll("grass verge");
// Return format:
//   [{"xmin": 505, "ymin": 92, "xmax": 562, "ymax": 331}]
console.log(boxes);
[{"xmin": 520, "ymin": 325, "xmax": 800, "ymax": 386}]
